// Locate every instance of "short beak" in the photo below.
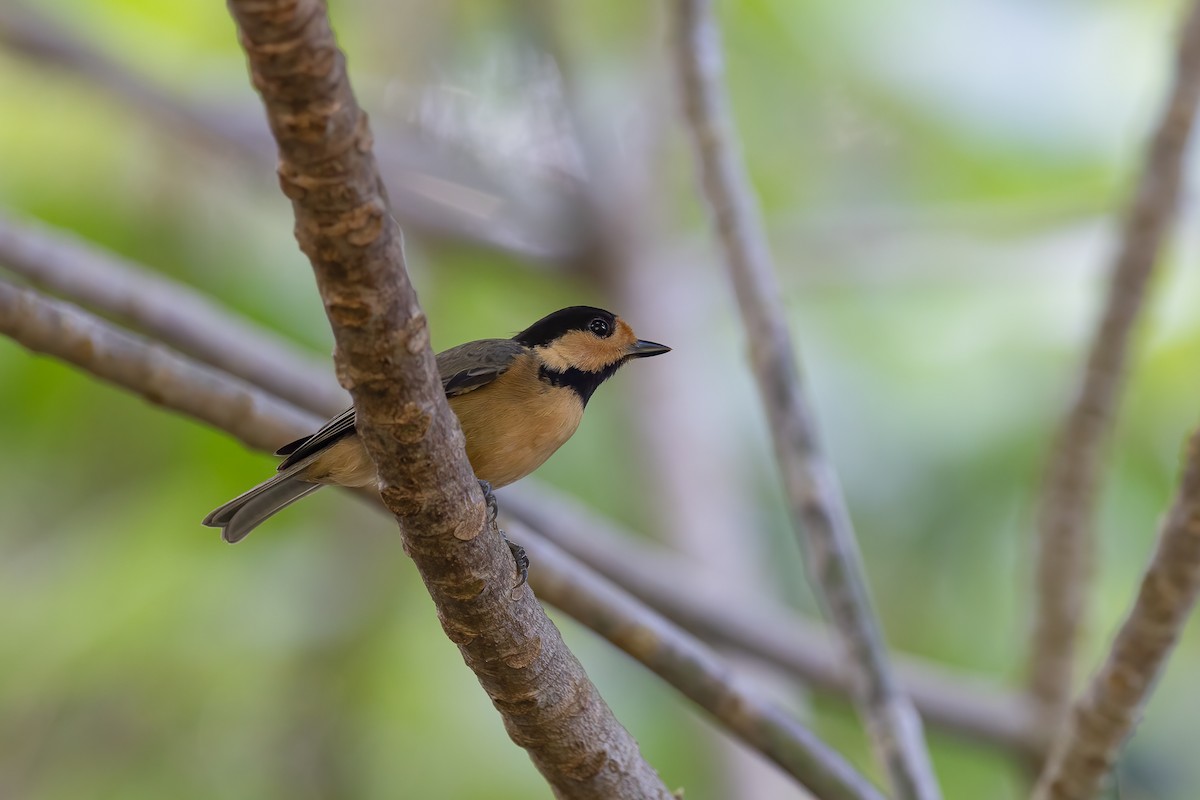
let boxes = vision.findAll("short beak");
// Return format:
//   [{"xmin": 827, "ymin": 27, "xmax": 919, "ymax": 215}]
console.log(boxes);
[{"xmin": 627, "ymin": 339, "xmax": 671, "ymax": 358}]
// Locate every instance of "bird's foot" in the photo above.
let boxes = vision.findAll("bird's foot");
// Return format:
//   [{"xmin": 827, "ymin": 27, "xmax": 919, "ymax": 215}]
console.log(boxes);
[
  {"xmin": 501, "ymin": 530, "xmax": 530, "ymax": 591},
  {"xmin": 478, "ymin": 479, "xmax": 499, "ymax": 527},
  {"xmin": 479, "ymin": 480, "xmax": 528, "ymax": 590}
]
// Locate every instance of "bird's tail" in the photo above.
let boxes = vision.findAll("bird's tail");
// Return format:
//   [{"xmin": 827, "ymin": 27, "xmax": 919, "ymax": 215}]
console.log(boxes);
[{"xmin": 202, "ymin": 468, "xmax": 323, "ymax": 544}]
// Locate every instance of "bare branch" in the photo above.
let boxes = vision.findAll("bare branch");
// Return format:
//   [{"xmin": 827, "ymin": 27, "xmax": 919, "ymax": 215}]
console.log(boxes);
[
  {"xmin": 669, "ymin": 2, "xmax": 940, "ymax": 797},
  {"xmin": 222, "ymin": 1, "xmax": 672, "ymax": 796},
  {"xmin": 0, "ymin": 212, "xmax": 347, "ymax": 414},
  {"xmin": 0, "ymin": 277, "xmax": 318, "ymax": 452},
  {"xmin": 1032, "ymin": 428, "xmax": 1200, "ymax": 799},
  {"xmin": 502, "ymin": 485, "xmax": 1040, "ymax": 757},
  {"xmin": 1029, "ymin": 0, "xmax": 1200, "ymax": 726},
  {"xmin": 0, "ymin": 279, "xmax": 887, "ymax": 799},
  {"xmin": 0, "ymin": 3, "xmax": 580, "ymax": 263},
  {"xmin": 518, "ymin": 522, "xmax": 886, "ymax": 800}
]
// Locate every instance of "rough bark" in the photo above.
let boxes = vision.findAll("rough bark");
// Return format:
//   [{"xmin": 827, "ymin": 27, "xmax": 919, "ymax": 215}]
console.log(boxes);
[
  {"xmin": 224, "ymin": 1, "xmax": 670, "ymax": 796},
  {"xmin": 1033, "ymin": 429, "xmax": 1200, "ymax": 799},
  {"xmin": 0, "ymin": 278, "xmax": 888, "ymax": 799}
]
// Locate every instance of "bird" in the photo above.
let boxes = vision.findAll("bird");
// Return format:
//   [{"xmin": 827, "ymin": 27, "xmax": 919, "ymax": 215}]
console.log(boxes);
[{"xmin": 203, "ymin": 305, "xmax": 670, "ymax": 548}]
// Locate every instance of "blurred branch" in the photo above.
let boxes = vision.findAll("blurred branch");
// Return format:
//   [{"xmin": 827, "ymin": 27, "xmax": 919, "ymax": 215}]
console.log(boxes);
[
  {"xmin": 522, "ymin": 9, "xmax": 806, "ymax": 794},
  {"xmin": 0, "ymin": 280, "xmax": 884, "ymax": 800},
  {"xmin": 517, "ymin": 522, "xmax": 886, "ymax": 800},
  {"xmin": 223, "ymin": 1, "xmax": 671, "ymax": 798},
  {"xmin": 0, "ymin": 212, "xmax": 348, "ymax": 413},
  {"xmin": 0, "ymin": 3, "xmax": 582, "ymax": 262},
  {"xmin": 1032, "ymin": 427, "xmax": 1200, "ymax": 800},
  {"xmin": 502, "ymin": 486, "xmax": 1041, "ymax": 757},
  {"xmin": 0, "ymin": 277, "xmax": 319, "ymax": 451},
  {"xmin": 1029, "ymin": 0, "xmax": 1200, "ymax": 729},
  {"xmin": 0, "ymin": 194, "xmax": 1042, "ymax": 757},
  {"xmin": 669, "ymin": 2, "xmax": 941, "ymax": 798},
  {"xmin": 0, "ymin": 3, "xmax": 262, "ymax": 158}
]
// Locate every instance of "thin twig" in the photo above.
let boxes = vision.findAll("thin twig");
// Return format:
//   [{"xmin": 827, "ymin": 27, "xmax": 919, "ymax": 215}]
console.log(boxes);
[
  {"xmin": 669, "ymin": 2, "xmax": 940, "ymax": 797},
  {"xmin": 223, "ymin": 1, "xmax": 672, "ymax": 797},
  {"xmin": 0, "ymin": 3, "xmax": 579, "ymax": 262},
  {"xmin": 0, "ymin": 277, "xmax": 317, "ymax": 451},
  {"xmin": 0, "ymin": 280, "xmax": 885, "ymax": 799},
  {"xmin": 1032, "ymin": 427, "xmax": 1200, "ymax": 800},
  {"xmin": 0, "ymin": 212, "xmax": 347, "ymax": 414},
  {"xmin": 1029, "ymin": 0, "xmax": 1200, "ymax": 729},
  {"xmin": 502, "ymin": 486, "xmax": 1041, "ymax": 757}
]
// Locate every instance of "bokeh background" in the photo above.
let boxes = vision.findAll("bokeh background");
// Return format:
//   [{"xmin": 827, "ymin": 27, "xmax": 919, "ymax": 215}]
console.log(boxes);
[{"xmin": 3, "ymin": 0, "xmax": 1200, "ymax": 798}]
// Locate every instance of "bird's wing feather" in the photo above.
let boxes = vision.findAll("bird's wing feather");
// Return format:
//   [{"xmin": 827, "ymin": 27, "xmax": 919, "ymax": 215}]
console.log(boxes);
[
  {"xmin": 275, "ymin": 407, "xmax": 357, "ymax": 469},
  {"xmin": 438, "ymin": 339, "xmax": 526, "ymax": 397},
  {"xmin": 275, "ymin": 339, "xmax": 527, "ymax": 471}
]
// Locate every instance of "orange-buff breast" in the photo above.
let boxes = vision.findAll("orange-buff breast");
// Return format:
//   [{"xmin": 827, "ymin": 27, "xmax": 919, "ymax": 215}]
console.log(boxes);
[{"xmin": 449, "ymin": 355, "xmax": 584, "ymax": 488}]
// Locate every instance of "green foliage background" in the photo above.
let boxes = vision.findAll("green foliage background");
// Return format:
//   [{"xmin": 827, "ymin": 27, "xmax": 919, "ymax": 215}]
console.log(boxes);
[{"xmin": 3, "ymin": 1, "xmax": 1200, "ymax": 798}]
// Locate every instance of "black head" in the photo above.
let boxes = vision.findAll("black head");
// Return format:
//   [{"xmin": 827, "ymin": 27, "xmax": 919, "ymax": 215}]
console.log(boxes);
[
  {"xmin": 514, "ymin": 306, "xmax": 670, "ymax": 404},
  {"xmin": 514, "ymin": 306, "xmax": 617, "ymax": 348}
]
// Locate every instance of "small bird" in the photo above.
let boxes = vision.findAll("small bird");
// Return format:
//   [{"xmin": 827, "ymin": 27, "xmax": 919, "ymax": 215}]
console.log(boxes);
[{"xmin": 203, "ymin": 306, "xmax": 670, "ymax": 546}]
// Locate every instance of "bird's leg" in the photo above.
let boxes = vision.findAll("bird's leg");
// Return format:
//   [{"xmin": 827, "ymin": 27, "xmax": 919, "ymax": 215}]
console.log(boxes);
[
  {"xmin": 478, "ymin": 479, "xmax": 499, "ymax": 527},
  {"xmin": 478, "ymin": 479, "xmax": 529, "ymax": 589},
  {"xmin": 502, "ymin": 532, "xmax": 530, "ymax": 590}
]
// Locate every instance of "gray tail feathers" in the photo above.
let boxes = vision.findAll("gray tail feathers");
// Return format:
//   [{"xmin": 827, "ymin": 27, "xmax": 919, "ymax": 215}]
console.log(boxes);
[{"xmin": 202, "ymin": 471, "xmax": 323, "ymax": 544}]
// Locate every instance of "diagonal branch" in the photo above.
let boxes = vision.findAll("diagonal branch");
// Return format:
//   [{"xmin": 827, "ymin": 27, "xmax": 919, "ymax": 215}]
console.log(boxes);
[
  {"xmin": 223, "ymin": 1, "xmax": 669, "ymax": 797},
  {"xmin": 516, "ymin": 521, "xmax": 886, "ymax": 800},
  {"xmin": 0, "ymin": 212, "xmax": 347, "ymax": 414},
  {"xmin": 1029, "ymin": 0, "xmax": 1200, "ymax": 728},
  {"xmin": 502, "ymin": 486, "xmax": 1042, "ymax": 757},
  {"xmin": 0, "ymin": 278, "xmax": 317, "ymax": 451},
  {"xmin": 0, "ymin": 278, "xmax": 885, "ymax": 800},
  {"xmin": 1032, "ymin": 427, "xmax": 1200, "ymax": 800},
  {"xmin": 669, "ymin": 2, "xmax": 940, "ymax": 798}
]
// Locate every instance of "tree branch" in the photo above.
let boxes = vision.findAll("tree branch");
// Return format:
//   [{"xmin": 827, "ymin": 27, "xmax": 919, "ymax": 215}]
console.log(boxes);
[
  {"xmin": 0, "ymin": 278, "xmax": 887, "ymax": 799},
  {"xmin": 0, "ymin": 212, "xmax": 347, "ymax": 414},
  {"xmin": 1029, "ymin": 0, "xmax": 1200, "ymax": 728},
  {"xmin": 0, "ymin": 278, "xmax": 317, "ymax": 452},
  {"xmin": 1032, "ymin": 427, "xmax": 1200, "ymax": 799},
  {"xmin": 516, "ymin": 522, "xmax": 886, "ymax": 800},
  {"xmin": 669, "ymin": 2, "xmax": 940, "ymax": 798},
  {"xmin": 223, "ymin": 1, "xmax": 670, "ymax": 796},
  {"xmin": 502, "ymin": 486, "xmax": 1041, "ymax": 757}
]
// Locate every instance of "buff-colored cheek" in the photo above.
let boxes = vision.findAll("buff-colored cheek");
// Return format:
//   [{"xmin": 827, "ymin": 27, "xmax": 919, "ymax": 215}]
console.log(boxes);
[{"xmin": 537, "ymin": 324, "xmax": 637, "ymax": 372}]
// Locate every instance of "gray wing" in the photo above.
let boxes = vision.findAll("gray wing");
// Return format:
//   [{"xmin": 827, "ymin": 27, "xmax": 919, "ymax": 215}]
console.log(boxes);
[
  {"xmin": 437, "ymin": 339, "xmax": 526, "ymax": 397},
  {"xmin": 275, "ymin": 339, "xmax": 526, "ymax": 471}
]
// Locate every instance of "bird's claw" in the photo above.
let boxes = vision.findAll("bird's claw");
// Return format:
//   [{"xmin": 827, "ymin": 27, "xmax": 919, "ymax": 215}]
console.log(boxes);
[
  {"xmin": 478, "ymin": 479, "xmax": 499, "ymax": 527},
  {"xmin": 480, "ymin": 480, "xmax": 528, "ymax": 590},
  {"xmin": 501, "ymin": 530, "xmax": 530, "ymax": 590}
]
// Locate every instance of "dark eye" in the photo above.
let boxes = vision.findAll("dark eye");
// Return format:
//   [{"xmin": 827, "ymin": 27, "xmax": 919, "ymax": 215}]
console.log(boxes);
[{"xmin": 588, "ymin": 318, "xmax": 611, "ymax": 337}]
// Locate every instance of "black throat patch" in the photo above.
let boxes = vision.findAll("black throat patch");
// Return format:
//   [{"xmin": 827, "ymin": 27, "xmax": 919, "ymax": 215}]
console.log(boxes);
[{"xmin": 538, "ymin": 362, "xmax": 623, "ymax": 405}]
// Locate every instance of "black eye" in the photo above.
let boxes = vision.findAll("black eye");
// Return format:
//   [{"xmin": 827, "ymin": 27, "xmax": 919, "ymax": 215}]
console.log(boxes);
[{"xmin": 588, "ymin": 318, "xmax": 611, "ymax": 337}]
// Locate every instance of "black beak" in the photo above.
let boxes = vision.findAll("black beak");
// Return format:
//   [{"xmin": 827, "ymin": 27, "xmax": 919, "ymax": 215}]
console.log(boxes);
[{"xmin": 627, "ymin": 339, "xmax": 671, "ymax": 358}]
